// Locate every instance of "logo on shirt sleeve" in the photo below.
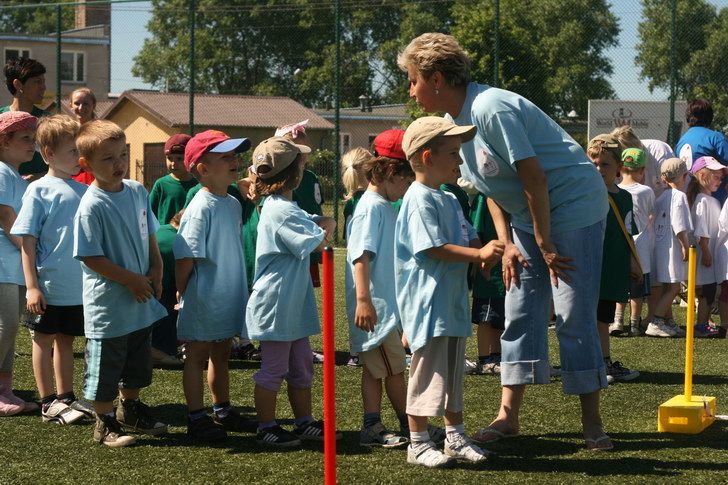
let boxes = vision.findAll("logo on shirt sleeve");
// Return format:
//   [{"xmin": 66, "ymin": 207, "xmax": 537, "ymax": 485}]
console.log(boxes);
[
  {"xmin": 476, "ymin": 149, "xmax": 500, "ymax": 177},
  {"xmin": 139, "ymin": 208, "xmax": 149, "ymax": 240}
]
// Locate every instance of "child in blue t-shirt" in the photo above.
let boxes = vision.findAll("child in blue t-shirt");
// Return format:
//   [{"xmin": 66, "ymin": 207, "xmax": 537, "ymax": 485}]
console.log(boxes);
[
  {"xmin": 345, "ymin": 152, "xmax": 413, "ymax": 448},
  {"xmin": 174, "ymin": 129, "xmax": 253, "ymax": 442},
  {"xmin": 73, "ymin": 120, "xmax": 168, "ymax": 447},
  {"xmin": 246, "ymin": 136, "xmax": 339, "ymax": 447},
  {"xmin": 11, "ymin": 115, "xmax": 94, "ymax": 424},
  {"xmin": 0, "ymin": 111, "xmax": 38, "ymax": 417},
  {"xmin": 396, "ymin": 117, "xmax": 504, "ymax": 468}
]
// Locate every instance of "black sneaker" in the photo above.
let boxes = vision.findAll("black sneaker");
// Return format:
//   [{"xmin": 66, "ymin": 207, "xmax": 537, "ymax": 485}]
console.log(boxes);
[
  {"xmin": 94, "ymin": 414, "xmax": 136, "ymax": 448},
  {"xmin": 213, "ymin": 409, "xmax": 257, "ymax": 433},
  {"xmin": 292, "ymin": 419, "xmax": 342, "ymax": 442},
  {"xmin": 188, "ymin": 415, "xmax": 227, "ymax": 442},
  {"xmin": 256, "ymin": 425, "xmax": 302, "ymax": 447},
  {"xmin": 116, "ymin": 399, "xmax": 168, "ymax": 435}
]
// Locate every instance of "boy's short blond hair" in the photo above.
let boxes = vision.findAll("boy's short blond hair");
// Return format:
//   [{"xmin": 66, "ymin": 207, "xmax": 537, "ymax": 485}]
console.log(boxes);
[
  {"xmin": 35, "ymin": 115, "xmax": 80, "ymax": 162},
  {"xmin": 77, "ymin": 119, "xmax": 125, "ymax": 159},
  {"xmin": 397, "ymin": 33, "xmax": 471, "ymax": 88}
]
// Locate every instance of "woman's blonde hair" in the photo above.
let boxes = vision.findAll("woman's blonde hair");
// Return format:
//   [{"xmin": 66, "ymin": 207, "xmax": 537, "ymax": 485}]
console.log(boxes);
[
  {"xmin": 610, "ymin": 125, "xmax": 642, "ymax": 152},
  {"xmin": 397, "ymin": 33, "xmax": 471, "ymax": 88},
  {"xmin": 341, "ymin": 147, "xmax": 372, "ymax": 200}
]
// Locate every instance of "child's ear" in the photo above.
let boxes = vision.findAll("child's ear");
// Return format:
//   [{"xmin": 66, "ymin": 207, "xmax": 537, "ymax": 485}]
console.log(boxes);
[
  {"xmin": 421, "ymin": 148, "xmax": 432, "ymax": 167},
  {"xmin": 42, "ymin": 145, "xmax": 53, "ymax": 162},
  {"xmin": 78, "ymin": 156, "xmax": 92, "ymax": 173}
]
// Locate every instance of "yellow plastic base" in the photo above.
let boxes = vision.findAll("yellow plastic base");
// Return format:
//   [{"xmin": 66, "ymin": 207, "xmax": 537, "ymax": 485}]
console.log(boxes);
[{"xmin": 658, "ymin": 394, "xmax": 716, "ymax": 434}]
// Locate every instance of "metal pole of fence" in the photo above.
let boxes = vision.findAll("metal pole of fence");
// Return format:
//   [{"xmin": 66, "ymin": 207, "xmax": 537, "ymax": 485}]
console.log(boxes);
[
  {"xmin": 322, "ymin": 246, "xmax": 336, "ymax": 485},
  {"xmin": 493, "ymin": 0, "xmax": 500, "ymax": 88},
  {"xmin": 668, "ymin": 0, "xmax": 676, "ymax": 145},
  {"xmin": 333, "ymin": 0, "xmax": 341, "ymax": 241},
  {"xmin": 188, "ymin": 0, "xmax": 195, "ymax": 135},
  {"xmin": 56, "ymin": 4, "xmax": 62, "ymax": 114}
]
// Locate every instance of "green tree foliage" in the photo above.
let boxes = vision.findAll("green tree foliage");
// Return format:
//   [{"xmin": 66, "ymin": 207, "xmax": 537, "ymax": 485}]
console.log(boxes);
[
  {"xmin": 452, "ymin": 0, "xmax": 618, "ymax": 118},
  {"xmin": 635, "ymin": 0, "xmax": 716, "ymax": 97},
  {"xmin": 0, "ymin": 1, "xmax": 74, "ymax": 35}
]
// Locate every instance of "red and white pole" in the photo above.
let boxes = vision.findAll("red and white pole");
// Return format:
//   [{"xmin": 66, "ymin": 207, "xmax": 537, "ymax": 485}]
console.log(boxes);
[{"xmin": 321, "ymin": 246, "xmax": 336, "ymax": 485}]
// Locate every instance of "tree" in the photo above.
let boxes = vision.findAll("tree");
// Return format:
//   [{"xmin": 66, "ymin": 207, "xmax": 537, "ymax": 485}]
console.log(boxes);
[
  {"xmin": 0, "ymin": 0, "xmax": 74, "ymax": 35},
  {"xmin": 635, "ymin": 0, "xmax": 717, "ymax": 97},
  {"xmin": 451, "ymin": 0, "xmax": 618, "ymax": 119}
]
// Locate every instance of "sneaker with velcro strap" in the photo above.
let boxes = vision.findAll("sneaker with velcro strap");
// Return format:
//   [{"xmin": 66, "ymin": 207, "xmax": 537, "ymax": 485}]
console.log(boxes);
[
  {"xmin": 407, "ymin": 440, "xmax": 456, "ymax": 469},
  {"xmin": 116, "ymin": 399, "xmax": 168, "ymax": 435},
  {"xmin": 444, "ymin": 432, "xmax": 494, "ymax": 463},
  {"xmin": 292, "ymin": 419, "xmax": 342, "ymax": 441},
  {"xmin": 68, "ymin": 398, "xmax": 96, "ymax": 418},
  {"xmin": 42, "ymin": 400, "xmax": 85, "ymax": 425},
  {"xmin": 256, "ymin": 425, "xmax": 302, "ymax": 447}
]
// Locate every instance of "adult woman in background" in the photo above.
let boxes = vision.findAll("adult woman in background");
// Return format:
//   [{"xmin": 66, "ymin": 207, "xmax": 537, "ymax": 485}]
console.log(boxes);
[
  {"xmin": 398, "ymin": 33, "xmax": 612, "ymax": 450},
  {"xmin": 68, "ymin": 87, "xmax": 97, "ymax": 184}
]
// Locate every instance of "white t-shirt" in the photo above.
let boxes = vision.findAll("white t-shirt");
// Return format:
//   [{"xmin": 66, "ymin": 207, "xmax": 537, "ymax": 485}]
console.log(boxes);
[
  {"xmin": 618, "ymin": 182, "xmax": 654, "ymax": 274},
  {"xmin": 653, "ymin": 188, "xmax": 693, "ymax": 283},
  {"xmin": 713, "ymin": 199, "xmax": 728, "ymax": 283},
  {"xmin": 690, "ymin": 193, "xmax": 721, "ymax": 285}
]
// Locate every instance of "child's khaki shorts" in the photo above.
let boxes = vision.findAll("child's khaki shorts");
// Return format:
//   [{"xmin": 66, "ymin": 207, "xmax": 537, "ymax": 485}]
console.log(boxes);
[
  {"xmin": 406, "ymin": 336, "xmax": 465, "ymax": 417},
  {"xmin": 358, "ymin": 329, "xmax": 406, "ymax": 379}
]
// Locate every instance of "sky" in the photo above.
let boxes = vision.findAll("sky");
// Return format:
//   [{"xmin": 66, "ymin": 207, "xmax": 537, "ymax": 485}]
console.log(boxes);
[{"xmin": 108, "ymin": 1, "xmax": 725, "ymax": 104}]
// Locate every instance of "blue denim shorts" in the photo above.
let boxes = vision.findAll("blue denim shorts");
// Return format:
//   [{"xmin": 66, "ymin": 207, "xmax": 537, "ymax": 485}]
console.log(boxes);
[{"xmin": 501, "ymin": 220, "xmax": 608, "ymax": 395}]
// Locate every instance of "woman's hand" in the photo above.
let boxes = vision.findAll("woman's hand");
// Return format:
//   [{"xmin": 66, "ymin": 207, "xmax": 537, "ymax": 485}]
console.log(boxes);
[
  {"xmin": 539, "ymin": 240, "xmax": 575, "ymax": 287},
  {"xmin": 502, "ymin": 241, "xmax": 528, "ymax": 291}
]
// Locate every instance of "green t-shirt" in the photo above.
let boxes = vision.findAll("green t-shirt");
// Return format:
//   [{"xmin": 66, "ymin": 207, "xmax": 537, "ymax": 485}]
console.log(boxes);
[
  {"xmin": 600, "ymin": 188, "xmax": 637, "ymax": 303},
  {"xmin": 184, "ymin": 182, "xmax": 245, "ymax": 208},
  {"xmin": 156, "ymin": 223, "xmax": 178, "ymax": 291},
  {"xmin": 242, "ymin": 196, "xmax": 260, "ymax": 291},
  {"xmin": 0, "ymin": 105, "xmax": 50, "ymax": 175},
  {"xmin": 149, "ymin": 174, "xmax": 198, "ymax": 225},
  {"xmin": 293, "ymin": 169, "xmax": 322, "ymax": 264},
  {"xmin": 441, "ymin": 183, "xmax": 472, "ymax": 224},
  {"xmin": 343, "ymin": 190, "xmax": 365, "ymax": 241},
  {"xmin": 470, "ymin": 193, "xmax": 505, "ymax": 299}
]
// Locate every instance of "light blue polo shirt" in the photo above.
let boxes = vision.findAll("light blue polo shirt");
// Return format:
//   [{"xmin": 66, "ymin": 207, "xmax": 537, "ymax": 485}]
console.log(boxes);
[
  {"xmin": 245, "ymin": 195, "xmax": 325, "ymax": 342},
  {"xmin": 11, "ymin": 175, "xmax": 86, "ymax": 305},
  {"xmin": 447, "ymin": 82, "xmax": 608, "ymax": 235},
  {"xmin": 174, "ymin": 189, "xmax": 247, "ymax": 341},
  {"xmin": 74, "ymin": 180, "xmax": 167, "ymax": 339},
  {"xmin": 395, "ymin": 182, "xmax": 477, "ymax": 353},
  {"xmin": 0, "ymin": 162, "xmax": 28, "ymax": 285},
  {"xmin": 345, "ymin": 191, "xmax": 400, "ymax": 352}
]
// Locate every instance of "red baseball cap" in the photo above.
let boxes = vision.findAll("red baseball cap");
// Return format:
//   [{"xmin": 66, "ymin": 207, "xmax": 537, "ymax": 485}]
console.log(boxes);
[
  {"xmin": 0, "ymin": 111, "xmax": 37, "ymax": 134},
  {"xmin": 164, "ymin": 133, "xmax": 191, "ymax": 155},
  {"xmin": 184, "ymin": 130, "xmax": 251, "ymax": 172},
  {"xmin": 372, "ymin": 129, "xmax": 406, "ymax": 160}
]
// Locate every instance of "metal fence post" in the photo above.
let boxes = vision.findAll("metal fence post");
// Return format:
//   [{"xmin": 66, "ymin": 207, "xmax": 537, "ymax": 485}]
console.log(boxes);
[
  {"xmin": 493, "ymin": 0, "xmax": 500, "ymax": 88},
  {"xmin": 668, "ymin": 0, "xmax": 677, "ymax": 145},
  {"xmin": 333, "ymin": 0, "xmax": 341, "ymax": 240},
  {"xmin": 188, "ymin": 0, "xmax": 195, "ymax": 135},
  {"xmin": 56, "ymin": 4, "xmax": 62, "ymax": 114}
]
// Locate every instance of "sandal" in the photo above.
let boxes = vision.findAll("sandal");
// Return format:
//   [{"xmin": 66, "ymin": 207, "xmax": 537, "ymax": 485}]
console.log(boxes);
[
  {"xmin": 471, "ymin": 426, "xmax": 520, "ymax": 443},
  {"xmin": 585, "ymin": 434, "xmax": 613, "ymax": 451}
]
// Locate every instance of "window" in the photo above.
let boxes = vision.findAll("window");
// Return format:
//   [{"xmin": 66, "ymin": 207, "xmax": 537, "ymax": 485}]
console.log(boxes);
[
  {"xmin": 339, "ymin": 132, "xmax": 351, "ymax": 154},
  {"xmin": 60, "ymin": 51, "xmax": 85, "ymax": 82},
  {"xmin": 4, "ymin": 48, "xmax": 31, "ymax": 63}
]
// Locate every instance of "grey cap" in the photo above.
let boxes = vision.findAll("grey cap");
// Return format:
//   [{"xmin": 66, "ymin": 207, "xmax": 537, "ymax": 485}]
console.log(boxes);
[{"xmin": 661, "ymin": 157, "xmax": 688, "ymax": 180}]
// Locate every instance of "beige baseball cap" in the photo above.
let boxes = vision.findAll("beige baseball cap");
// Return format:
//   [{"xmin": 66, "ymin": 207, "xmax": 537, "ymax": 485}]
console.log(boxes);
[
  {"xmin": 661, "ymin": 157, "xmax": 688, "ymax": 180},
  {"xmin": 252, "ymin": 136, "xmax": 311, "ymax": 180},
  {"xmin": 402, "ymin": 116, "xmax": 476, "ymax": 160}
]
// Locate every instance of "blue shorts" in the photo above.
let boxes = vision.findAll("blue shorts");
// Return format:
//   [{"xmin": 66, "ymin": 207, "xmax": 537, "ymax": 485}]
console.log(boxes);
[
  {"xmin": 629, "ymin": 273, "xmax": 651, "ymax": 299},
  {"xmin": 471, "ymin": 297, "xmax": 505, "ymax": 329}
]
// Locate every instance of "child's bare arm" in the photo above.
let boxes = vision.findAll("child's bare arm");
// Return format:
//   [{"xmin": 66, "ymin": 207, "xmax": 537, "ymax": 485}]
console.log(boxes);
[
  {"xmin": 353, "ymin": 251, "xmax": 377, "ymax": 332},
  {"xmin": 147, "ymin": 234, "xmax": 163, "ymax": 299},
  {"xmin": 0, "ymin": 204, "xmax": 21, "ymax": 249},
  {"xmin": 175, "ymin": 257, "xmax": 194, "ymax": 298},
  {"xmin": 699, "ymin": 236, "xmax": 712, "ymax": 267},
  {"xmin": 424, "ymin": 240, "xmax": 505, "ymax": 264},
  {"xmin": 21, "ymin": 235, "xmax": 45, "ymax": 314},
  {"xmin": 676, "ymin": 231, "xmax": 690, "ymax": 261},
  {"xmin": 314, "ymin": 216, "xmax": 336, "ymax": 252},
  {"xmin": 83, "ymin": 255, "xmax": 154, "ymax": 303}
]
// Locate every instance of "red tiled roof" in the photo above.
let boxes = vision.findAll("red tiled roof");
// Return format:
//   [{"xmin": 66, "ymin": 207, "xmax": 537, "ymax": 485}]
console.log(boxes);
[{"xmin": 104, "ymin": 90, "xmax": 334, "ymax": 130}]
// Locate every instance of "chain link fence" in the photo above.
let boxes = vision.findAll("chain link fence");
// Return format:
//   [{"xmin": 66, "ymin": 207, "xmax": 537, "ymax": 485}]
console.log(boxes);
[{"xmin": 1, "ymin": 0, "xmax": 727, "ymax": 237}]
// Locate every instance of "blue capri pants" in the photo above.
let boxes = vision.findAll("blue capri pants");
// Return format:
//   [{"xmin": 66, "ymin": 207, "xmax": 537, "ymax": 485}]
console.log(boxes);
[{"xmin": 500, "ymin": 220, "xmax": 609, "ymax": 395}]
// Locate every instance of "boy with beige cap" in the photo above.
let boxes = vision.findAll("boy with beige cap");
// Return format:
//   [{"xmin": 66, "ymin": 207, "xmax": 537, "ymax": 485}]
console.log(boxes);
[{"xmin": 395, "ymin": 116, "xmax": 504, "ymax": 468}]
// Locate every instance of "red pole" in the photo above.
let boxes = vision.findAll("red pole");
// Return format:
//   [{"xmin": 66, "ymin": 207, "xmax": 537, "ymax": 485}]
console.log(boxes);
[{"xmin": 322, "ymin": 246, "xmax": 336, "ymax": 485}]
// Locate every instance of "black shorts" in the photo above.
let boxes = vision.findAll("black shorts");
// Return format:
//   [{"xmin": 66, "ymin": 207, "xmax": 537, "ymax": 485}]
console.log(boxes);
[
  {"xmin": 24, "ymin": 304, "xmax": 84, "ymax": 336},
  {"xmin": 629, "ymin": 273, "xmax": 651, "ymax": 299},
  {"xmin": 83, "ymin": 326, "xmax": 153, "ymax": 402},
  {"xmin": 597, "ymin": 300, "xmax": 617, "ymax": 324},
  {"xmin": 471, "ymin": 297, "xmax": 506, "ymax": 330}
]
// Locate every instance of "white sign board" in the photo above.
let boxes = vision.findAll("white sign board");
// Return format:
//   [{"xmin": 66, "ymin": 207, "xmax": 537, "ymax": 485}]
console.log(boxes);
[{"xmin": 587, "ymin": 100, "xmax": 687, "ymax": 142}]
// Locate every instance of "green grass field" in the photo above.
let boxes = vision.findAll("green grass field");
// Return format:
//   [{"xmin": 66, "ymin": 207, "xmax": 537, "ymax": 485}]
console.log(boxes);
[{"xmin": 2, "ymin": 249, "xmax": 728, "ymax": 484}]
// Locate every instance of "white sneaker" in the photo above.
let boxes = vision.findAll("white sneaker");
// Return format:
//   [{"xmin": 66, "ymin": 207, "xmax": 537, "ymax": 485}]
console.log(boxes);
[
  {"xmin": 645, "ymin": 320, "xmax": 674, "ymax": 338},
  {"xmin": 69, "ymin": 398, "xmax": 96, "ymax": 418},
  {"xmin": 665, "ymin": 318, "xmax": 686, "ymax": 337},
  {"xmin": 444, "ymin": 433, "xmax": 493, "ymax": 462},
  {"xmin": 42, "ymin": 399, "xmax": 85, "ymax": 424},
  {"xmin": 407, "ymin": 440, "xmax": 456, "ymax": 468},
  {"xmin": 608, "ymin": 322, "xmax": 625, "ymax": 336}
]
